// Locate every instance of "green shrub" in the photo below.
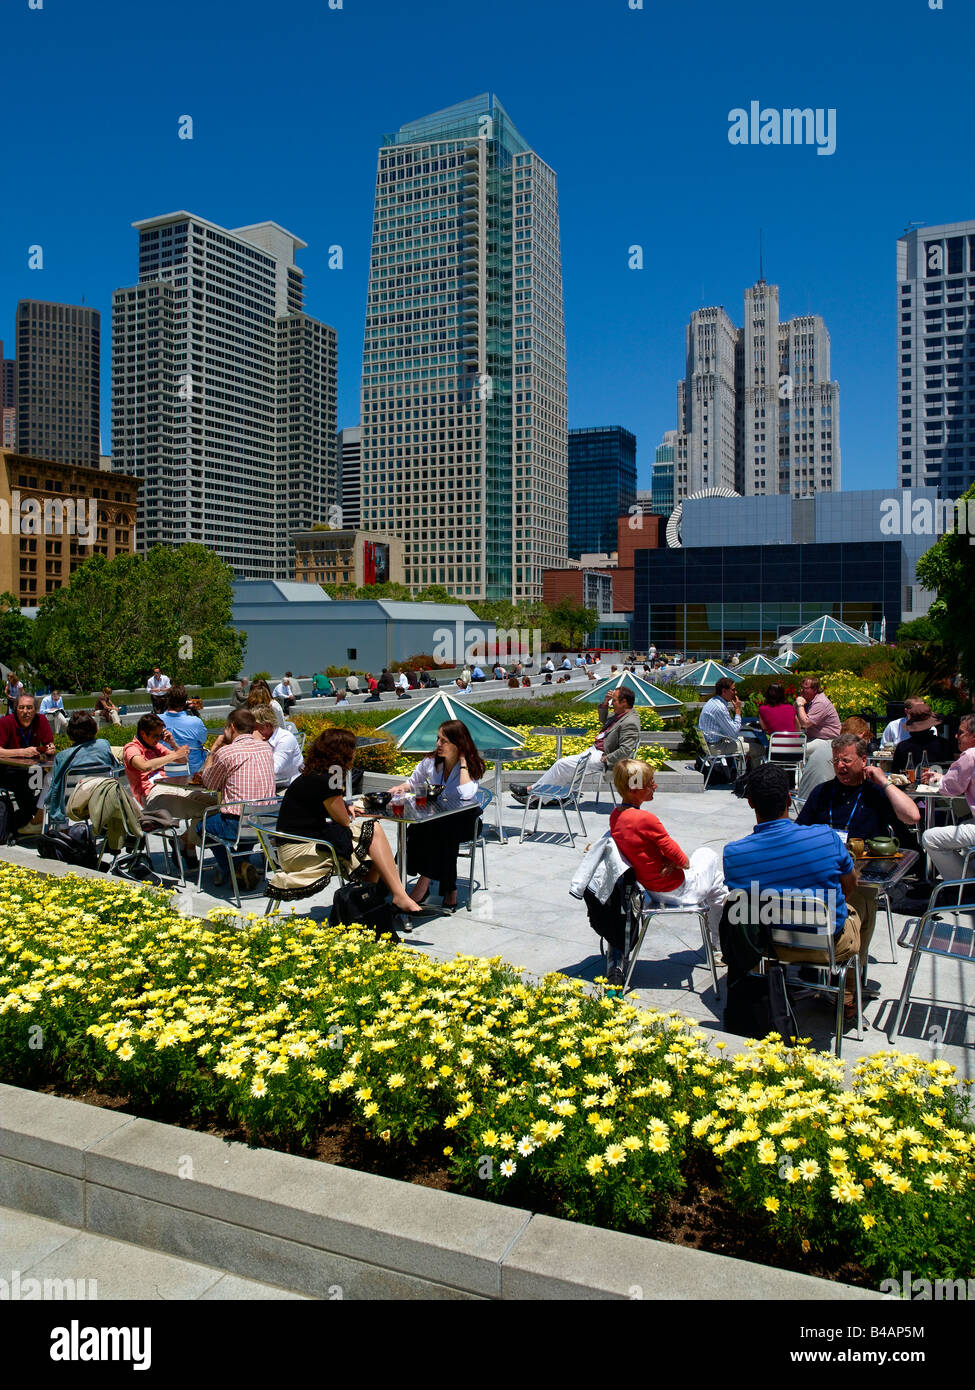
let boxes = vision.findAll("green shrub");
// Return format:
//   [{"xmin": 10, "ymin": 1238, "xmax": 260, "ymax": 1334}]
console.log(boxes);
[{"xmin": 795, "ymin": 644, "xmax": 892, "ymax": 676}]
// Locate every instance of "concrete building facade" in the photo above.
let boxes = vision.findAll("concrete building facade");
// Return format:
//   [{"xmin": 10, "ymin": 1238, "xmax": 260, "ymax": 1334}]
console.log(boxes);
[
  {"xmin": 293, "ymin": 527, "xmax": 403, "ymax": 588},
  {"xmin": 15, "ymin": 302, "xmax": 100, "ymax": 469},
  {"xmin": 360, "ymin": 94, "xmax": 567, "ymax": 602},
  {"xmin": 338, "ymin": 425, "xmax": 361, "ymax": 530},
  {"xmin": 897, "ymin": 219, "xmax": 975, "ymax": 496},
  {"xmin": 111, "ymin": 212, "xmax": 337, "ymax": 580}
]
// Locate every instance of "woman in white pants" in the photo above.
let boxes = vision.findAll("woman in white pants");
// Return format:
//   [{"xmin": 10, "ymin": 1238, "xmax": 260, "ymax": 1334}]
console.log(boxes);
[{"xmin": 921, "ymin": 715, "xmax": 975, "ymax": 883}]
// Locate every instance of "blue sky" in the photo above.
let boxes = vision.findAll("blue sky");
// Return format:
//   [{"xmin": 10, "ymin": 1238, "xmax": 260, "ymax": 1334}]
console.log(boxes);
[{"xmin": 3, "ymin": 0, "xmax": 973, "ymax": 491}]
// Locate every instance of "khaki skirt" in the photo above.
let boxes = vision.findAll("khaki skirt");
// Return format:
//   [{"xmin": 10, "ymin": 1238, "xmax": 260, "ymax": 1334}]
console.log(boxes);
[{"xmin": 267, "ymin": 818, "xmax": 375, "ymax": 899}]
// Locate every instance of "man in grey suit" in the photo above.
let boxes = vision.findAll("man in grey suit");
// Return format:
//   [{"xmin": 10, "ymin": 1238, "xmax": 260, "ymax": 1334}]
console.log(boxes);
[{"xmin": 511, "ymin": 688, "xmax": 642, "ymax": 804}]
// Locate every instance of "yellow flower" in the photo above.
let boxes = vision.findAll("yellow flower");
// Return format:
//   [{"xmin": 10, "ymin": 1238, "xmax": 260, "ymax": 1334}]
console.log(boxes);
[
  {"xmin": 797, "ymin": 1159, "xmax": 820, "ymax": 1182},
  {"xmin": 593, "ymin": 1117, "xmax": 613, "ymax": 1138},
  {"xmin": 861, "ymin": 1214, "xmax": 876, "ymax": 1230},
  {"xmin": 646, "ymin": 1132, "xmax": 669, "ymax": 1155},
  {"xmin": 924, "ymin": 1171, "xmax": 949, "ymax": 1192},
  {"xmin": 481, "ymin": 1129, "xmax": 499, "ymax": 1148},
  {"xmin": 763, "ymin": 1196, "xmax": 780, "ymax": 1214},
  {"xmin": 585, "ymin": 1155, "xmax": 605, "ymax": 1176},
  {"xmin": 604, "ymin": 1144, "xmax": 627, "ymax": 1166},
  {"xmin": 363, "ymin": 1101, "xmax": 379, "ymax": 1118},
  {"xmin": 756, "ymin": 1140, "xmax": 777, "ymax": 1165}
]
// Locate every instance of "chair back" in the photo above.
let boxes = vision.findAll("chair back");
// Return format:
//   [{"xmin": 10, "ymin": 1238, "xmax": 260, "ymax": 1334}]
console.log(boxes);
[
  {"xmin": 235, "ymin": 797, "xmax": 281, "ymax": 845},
  {"xmin": 567, "ymin": 752, "xmax": 592, "ymax": 797},
  {"xmin": 768, "ymin": 732, "xmax": 806, "ymax": 763},
  {"xmin": 724, "ymin": 886, "xmax": 837, "ymax": 964}
]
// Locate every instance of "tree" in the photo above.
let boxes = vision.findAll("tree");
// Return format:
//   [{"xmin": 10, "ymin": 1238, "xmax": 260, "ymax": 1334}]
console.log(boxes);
[
  {"xmin": 915, "ymin": 482, "xmax": 975, "ymax": 697},
  {"xmin": 31, "ymin": 545, "xmax": 246, "ymax": 691},
  {"xmin": 546, "ymin": 597, "xmax": 600, "ymax": 650},
  {"xmin": 0, "ymin": 592, "xmax": 34, "ymax": 672}
]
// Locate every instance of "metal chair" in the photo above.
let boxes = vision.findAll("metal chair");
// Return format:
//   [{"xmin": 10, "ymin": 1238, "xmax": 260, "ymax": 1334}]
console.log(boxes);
[
  {"xmin": 622, "ymin": 880, "xmax": 720, "ymax": 998},
  {"xmin": 253, "ymin": 826, "xmax": 347, "ymax": 918},
  {"xmin": 767, "ymin": 732, "xmax": 807, "ymax": 788},
  {"xmin": 584, "ymin": 758, "xmax": 618, "ymax": 808},
  {"xmin": 520, "ymin": 753, "xmax": 590, "ymax": 847},
  {"xmin": 724, "ymin": 887, "xmax": 862, "ymax": 1057},
  {"xmin": 457, "ymin": 789, "xmax": 492, "ymax": 911},
  {"xmin": 892, "ymin": 877, "xmax": 975, "ymax": 1040},
  {"xmin": 701, "ymin": 738, "xmax": 748, "ymax": 789},
  {"xmin": 197, "ymin": 797, "xmax": 280, "ymax": 907}
]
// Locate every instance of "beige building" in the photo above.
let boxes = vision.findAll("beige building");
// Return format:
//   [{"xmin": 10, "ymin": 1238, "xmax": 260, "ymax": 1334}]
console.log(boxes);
[
  {"xmin": 293, "ymin": 528, "xmax": 403, "ymax": 588},
  {"xmin": 0, "ymin": 450, "xmax": 139, "ymax": 605}
]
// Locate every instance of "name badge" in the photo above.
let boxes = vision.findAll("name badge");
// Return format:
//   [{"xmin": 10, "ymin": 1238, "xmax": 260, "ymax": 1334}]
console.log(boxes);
[{"xmin": 835, "ymin": 829, "xmax": 848, "ymax": 845}]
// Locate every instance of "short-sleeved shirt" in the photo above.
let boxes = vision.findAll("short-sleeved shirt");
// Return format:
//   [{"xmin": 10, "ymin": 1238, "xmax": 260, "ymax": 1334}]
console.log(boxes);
[
  {"xmin": 723, "ymin": 817, "xmax": 852, "ymax": 933},
  {"xmin": 758, "ymin": 703, "xmax": 798, "ymax": 735},
  {"xmin": 277, "ymin": 772, "xmax": 353, "ymax": 858},
  {"xmin": 803, "ymin": 692, "xmax": 841, "ymax": 741},
  {"xmin": 796, "ymin": 777, "xmax": 897, "ymax": 841},
  {"xmin": 198, "ymin": 734, "xmax": 275, "ymax": 814},
  {"xmin": 161, "ymin": 709, "xmax": 209, "ymax": 776},
  {"xmin": 122, "ymin": 738, "xmax": 164, "ymax": 805}
]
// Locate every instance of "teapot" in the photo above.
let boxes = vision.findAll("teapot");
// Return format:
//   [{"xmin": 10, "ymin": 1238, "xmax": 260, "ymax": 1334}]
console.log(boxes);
[{"xmin": 865, "ymin": 836, "xmax": 899, "ymax": 857}]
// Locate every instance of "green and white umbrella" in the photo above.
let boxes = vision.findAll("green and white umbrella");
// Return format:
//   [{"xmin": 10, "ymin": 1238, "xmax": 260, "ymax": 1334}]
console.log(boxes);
[
  {"xmin": 574, "ymin": 669, "xmax": 682, "ymax": 710},
  {"xmin": 376, "ymin": 690, "xmax": 524, "ymax": 752},
  {"xmin": 678, "ymin": 660, "xmax": 739, "ymax": 688},
  {"xmin": 735, "ymin": 653, "xmax": 789, "ymax": 677},
  {"xmin": 779, "ymin": 615, "xmax": 872, "ymax": 646}
]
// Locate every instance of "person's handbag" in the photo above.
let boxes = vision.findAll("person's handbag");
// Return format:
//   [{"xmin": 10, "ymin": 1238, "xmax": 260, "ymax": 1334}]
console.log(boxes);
[
  {"xmin": 329, "ymin": 880, "xmax": 399, "ymax": 943},
  {"xmin": 38, "ymin": 821, "xmax": 98, "ymax": 870}
]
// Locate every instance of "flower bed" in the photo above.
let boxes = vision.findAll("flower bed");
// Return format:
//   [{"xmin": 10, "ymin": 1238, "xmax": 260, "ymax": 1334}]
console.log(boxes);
[{"xmin": 0, "ymin": 863, "xmax": 971, "ymax": 1284}]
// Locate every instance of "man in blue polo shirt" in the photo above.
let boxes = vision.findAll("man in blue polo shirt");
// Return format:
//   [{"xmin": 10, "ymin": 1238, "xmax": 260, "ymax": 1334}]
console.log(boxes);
[
  {"xmin": 160, "ymin": 684, "xmax": 208, "ymax": 778},
  {"xmin": 723, "ymin": 764, "xmax": 865, "ymax": 1017}
]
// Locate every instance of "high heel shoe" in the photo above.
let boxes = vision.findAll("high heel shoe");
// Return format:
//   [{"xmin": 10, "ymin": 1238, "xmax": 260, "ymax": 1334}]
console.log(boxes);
[{"xmin": 409, "ymin": 887, "xmax": 430, "ymax": 906}]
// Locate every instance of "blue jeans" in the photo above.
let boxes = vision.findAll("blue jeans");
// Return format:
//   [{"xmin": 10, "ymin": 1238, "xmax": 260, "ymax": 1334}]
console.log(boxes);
[{"xmin": 197, "ymin": 811, "xmax": 240, "ymax": 877}]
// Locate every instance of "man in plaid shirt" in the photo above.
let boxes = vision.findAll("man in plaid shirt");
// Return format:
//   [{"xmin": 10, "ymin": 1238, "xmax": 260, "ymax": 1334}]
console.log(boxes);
[{"xmin": 191, "ymin": 708, "xmax": 275, "ymax": 887}]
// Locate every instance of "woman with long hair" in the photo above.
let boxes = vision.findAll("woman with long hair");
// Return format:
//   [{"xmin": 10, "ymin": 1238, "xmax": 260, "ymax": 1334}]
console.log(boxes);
[
  {"xmin": 270, "ymin": 727, "xmax": 420, "ymax": 913},
  {"xmin": 757, "ymin": 681, "xmax": 798, "ymax": 736},
  {"xmin": 388, "ymin": 720, "xmax": 485, "ymax": 911},
  {"xmin": 247, "ymin": 680, "xmax": 285, "ymax": 728}
]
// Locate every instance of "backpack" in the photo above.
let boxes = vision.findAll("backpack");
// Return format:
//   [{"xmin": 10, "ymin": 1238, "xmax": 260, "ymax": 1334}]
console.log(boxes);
[
  {"xmin": 329, "ymin": 880, "xmax": 400, "ymax": 943},
  {"xmin": 38, "ymin": 821, "xmax": 99, "ymax": 870},
  {"xmin": 719, "ymin": 902, "xmax": 800, "ymax": 1045},
  {"xmin": 583, "ymin": 867, "xmax": 641, "ymax": 956}
]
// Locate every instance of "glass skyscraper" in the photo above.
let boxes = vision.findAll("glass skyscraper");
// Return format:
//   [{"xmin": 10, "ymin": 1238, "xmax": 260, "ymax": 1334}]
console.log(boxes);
[
  {"xmin": 567, "ymin": 426, "xmax": 636, "ymax": 557},
  {"xmin": 360, "ymin": 95, "xmax": 567, "ymax": 600}
]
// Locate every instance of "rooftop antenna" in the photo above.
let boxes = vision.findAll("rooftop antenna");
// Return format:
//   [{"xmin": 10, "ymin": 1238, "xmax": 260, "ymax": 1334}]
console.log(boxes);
[{"xmin": 759, "ymin": 228, "xmax": 764, "ymax": 283}]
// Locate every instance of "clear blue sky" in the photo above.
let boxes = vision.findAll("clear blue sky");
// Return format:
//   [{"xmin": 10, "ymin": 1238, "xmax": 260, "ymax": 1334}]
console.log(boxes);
[{"xmin": 3, "ymin": 0, "xmax": 973, "ymax": 491}]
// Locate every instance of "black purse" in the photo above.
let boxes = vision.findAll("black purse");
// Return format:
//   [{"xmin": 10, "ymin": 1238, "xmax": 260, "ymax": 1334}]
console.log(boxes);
[
  {"xmin": 329, "ymin": 880, "xmax": 400, "ymax": 943},
  {"xmin": 39, "ymin": 821, "xmax": 98, "ymax": 869}
]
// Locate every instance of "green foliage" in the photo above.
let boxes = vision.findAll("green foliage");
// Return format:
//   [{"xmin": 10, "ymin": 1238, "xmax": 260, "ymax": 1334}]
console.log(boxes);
[
  {"xmin": 795, "ymin": 643, "xmax": 890, "ymax": 676},
  {"xmin": 31, "ymin": 546, "xmax": 246, "ymax": 691},
  {"xmin": 878, "ymin": 669, "xmax": 930, "ymax": 702},
  {"xmin": 915, "ymin": 483, "xmax": 975, "ymax": 695},
  {"xmin": 0, "ymin": 591, "xmax": 34, "ymax": 672},
  {"xmin": 292, "ymin": 714, "xmax": 400, "ymax": 773}
]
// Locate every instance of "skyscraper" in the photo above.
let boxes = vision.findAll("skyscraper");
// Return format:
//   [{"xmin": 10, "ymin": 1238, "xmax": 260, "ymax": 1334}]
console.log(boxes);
[
  {"xmin": 338, "ymin": 425, "xmax": 361, "ymax": 530},
  {"xmin": 15, "ymin": 301, "xmax": 100, "ymax": 468},
  {"xmin": 673, "ymin": 280, "xmax": 840, "ymax": 503},
  {"xmin": 897, "ymin": 219, "xmax": 975, "ymax": 496},
  {"xmin": 650, "ymin": 429, "xmax": 677, "ymax": 515},
  {"xmin": 112, "ymin": 212, "xmax": 336, "ymax": 579},
  {"xmin": 360, "ymin": 94, "xmax": 567, "ymax": 601},
  {"xmin": 567, "ymin": 426, "xmax": 636, "ymax": 558},
  {"xmin": 0, "ymin": 343, "xmax": 15, "ymax": 450}
]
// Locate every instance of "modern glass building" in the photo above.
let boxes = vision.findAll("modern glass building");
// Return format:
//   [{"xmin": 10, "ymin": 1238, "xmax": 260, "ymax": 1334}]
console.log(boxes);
[
  {"xmin": 568, "ymin": 426, "xmax": 636, "ymax": 557},
  {"xmin": 634, "ymin": 541, "xmax": 902, "ymax": 653},
  {"xmin": 360, "ymin": 94, "xmax": 567, "ymax": 601},
  {"xmin": 897, "ymin": 220, "xmax": 975, "ymax": 496},
  {"xmin": 650, "ymin": 430, "xmax": 677, "ymax": 515}
]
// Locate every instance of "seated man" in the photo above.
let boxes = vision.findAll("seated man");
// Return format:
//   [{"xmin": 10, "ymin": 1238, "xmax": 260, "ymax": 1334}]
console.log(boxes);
[
  {"xmin": 795, "ymin": 677, "xmax": 841, "ymax": 743},
  {"xmin": 377, "ymin": 669, "xmax": 396, "ymax": 694},
  {"xmin": 724, "ymin": 764, "xmax": 865, "ymax": 1018},
  {"xmin": 891, "ymin": 703, "xmax": 952, "ymax": 773},
  {"xmin": 39, "ymin": 689, "xmax": 69, "ymax": 736},
  {"xmin": 470, "ymin": 664, "xmax": 486, "ymax": 682},
  {"xmin": 920, "ymin": 714, "xmax": 975, "ymax": 883},
  {"xmin": 251, "ymin": 704, "xmax": 304, "ymax": 787},
  {"xmin": 232, "ymin": 678, "xmax": 251, "ymax": 708},
  {"xmin": 122, "ymin": 713, "xmax": 217, "ymax": 863},
  {"xmin": 880, "ymin": 696, "xmax": 924, "ymax": 748},
  {"xmin": 794, "ymin": 717, "xmax": 871, "ymax": 812},
  {"xmin": 272, "ymin": 674, "xmax": 297, "ymax": 715},
  {"xmin": 511, "ymin": 687, "xmax": 641, "ymax": 804},
  {"xmin": 559, "ymin": 656, "xmax": 572, "ymax": 671},
  {"xmin": 797, "ymin": 733, "xmax": 920, "ymax": 842},
  {"xmin": 0, "ymin": 694, "xmax": 57, "ymax": 833},
  {"xmin": 191, "ymin": 708, "xmax": 276, "ymax": 889},
  {"xmin": 345, "ymin": 674, "xmax": 361, "ymax": 695},
  {"xmin": 312, "ymin": 671, "xmax": 333, "ymax": 697},
  {"xmin": 161, "ymin": 684, "xmax": 208, "ymax": 778},
  {"xmin": 610, "ymin": 758, "xmax": 726, "ymax": 960},
  {"xmin": 492, "ymin": 662, "xmax": 506, "ymax": 680},
  {"xmin": 698, "ymin": 678, "xmax": 762, "ymax": 771}
]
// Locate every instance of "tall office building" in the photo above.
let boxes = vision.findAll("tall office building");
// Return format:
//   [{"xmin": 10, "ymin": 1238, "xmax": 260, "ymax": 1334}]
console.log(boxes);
[
  {"xmin": 15, "ymin": 301, "xmax": 100, "ymax": 468},
  {"xmin": 338, "ymin": 425, "xmax": 361, "ymax": 529},
  {"xmin": 673, "ymin": 280, "xmax": 840, "ymax": 503},
  {"xmin": 360, "ymin": 94, "xmax": 567, "ymax": 601},
  {"xmin": 650, "ymin": 429, "xmax": 678, "ymax": 515},
  {"xmin": 112, "ymin": 212, "xmax": 337, "ymax": 579},
  {"xmin": 897, "ymin": 219, "xmax": 975, "ymax": 495},
  {"xmin": 567, "ymin": 426, "xmax": 636, "ymax": 558},
  {"xmin": 0, "ymin": 343, "xmax": 15, "ymax": 450}
]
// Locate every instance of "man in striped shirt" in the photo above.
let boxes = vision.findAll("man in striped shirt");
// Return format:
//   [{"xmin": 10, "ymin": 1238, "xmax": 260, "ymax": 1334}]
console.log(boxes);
[
  {"xmin": 192, "ymin": 708, "xmax": 275, "ymax": 887},
  {"xmin": 698, "ymin": 678, "xmax": 763, "ymax": 769},
  {"xmin": 723, "ymin": 764, "xmax": 865, "ymax": 1017}
]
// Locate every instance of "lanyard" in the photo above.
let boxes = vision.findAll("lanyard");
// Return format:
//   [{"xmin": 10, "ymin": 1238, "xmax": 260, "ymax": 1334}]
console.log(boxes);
[{"xmin": 828, "ymin": 784, "xmax": 863, "ymax": 831}]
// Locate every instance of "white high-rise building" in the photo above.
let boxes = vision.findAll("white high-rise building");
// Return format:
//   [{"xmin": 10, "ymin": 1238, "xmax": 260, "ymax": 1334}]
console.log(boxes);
[
  {"xmin": 112, "ymin": 212, "xmax": 337, "ymax": 579},
  {"xmin": 674, "ymin": 280, "xmax": 840, "ymax": 503},
  {"xmin": 338, "ymin": 425, "xmax": 361, "ymax": 530},
  {"xmin": 897, "ymin": 219, "xmax": 975, "ymax": 496},
  {"xmin": 360, "ymin": 94, "xmax": 567, "ymax": 601}
]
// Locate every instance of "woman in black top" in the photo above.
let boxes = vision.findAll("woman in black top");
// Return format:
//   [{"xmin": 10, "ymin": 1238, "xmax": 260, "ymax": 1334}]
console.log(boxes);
[{"xmin": 271, "ymin": 727, "xmax": 420, "ymax": 912}]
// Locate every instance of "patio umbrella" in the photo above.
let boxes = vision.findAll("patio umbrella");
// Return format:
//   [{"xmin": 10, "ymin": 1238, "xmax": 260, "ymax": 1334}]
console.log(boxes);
[
  {"xmin": 735, "ymin": 653, "xmax": 789, "ymax": 677},
  {"xmin": 376, "ymin": 690, "xmax": 524, "ymax": 752},
  {"xmin": 677, "ymin": 660, "xmax": 739, "ymax": 688},
  {"xmin": 778, "ymin": 614, "xmax": 872, "ymax": 646},
  {"xmin": 573, "ymin": 669, "xmax": 683, "ymax": 710}
]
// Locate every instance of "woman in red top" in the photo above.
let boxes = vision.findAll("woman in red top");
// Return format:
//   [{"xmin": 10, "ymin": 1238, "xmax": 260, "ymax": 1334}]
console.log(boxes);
[
  {"xmin": 757, "ymin": 683, "xmax": 798, "ymax": 736},
  {"xmin": 608, "ymin": 759, "xmax": 727, "ymax": 946}
]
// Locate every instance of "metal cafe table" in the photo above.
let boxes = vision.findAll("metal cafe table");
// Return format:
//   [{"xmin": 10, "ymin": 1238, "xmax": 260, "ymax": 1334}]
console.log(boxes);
[
  {"xmin": 530, "ymin": 725, "xmax": 589, "ymax": 760},
  {"xmin": 367, "ymin": 787, "xmax": 493, "ymax": 877}
]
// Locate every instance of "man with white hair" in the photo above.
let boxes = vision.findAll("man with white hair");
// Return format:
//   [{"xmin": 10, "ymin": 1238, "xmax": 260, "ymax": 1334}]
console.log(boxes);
[{"xmin": 250, "ymin": 705, "xmax": 303, "ymax": 788}]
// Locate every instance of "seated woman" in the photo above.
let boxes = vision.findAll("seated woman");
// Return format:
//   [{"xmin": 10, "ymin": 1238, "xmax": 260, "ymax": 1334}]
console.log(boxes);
[
  {"xmin": 609, "ymin": 759, "xmax": 726, "ymax": 949},
  {"xmin": 93, "ymin": 687, "xmax": 121, "ymax": 726},
  {"xmin": 388, "ymin": 720, "xmax": 484, "ymax": 912},
  {"xmin": 247, "ymin": 680, "xmax": 286, "ymax": 728},
  {"xmin": 758, "ymin": 682, "xmax": 798, "ymax": 739},
  {"xmin": 46, "ymin": 711, "xmax": 119, "ymax": 825},
  {"xmin": 268, "ymin": 728, "xmax": 420, "ymax": 914}
]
